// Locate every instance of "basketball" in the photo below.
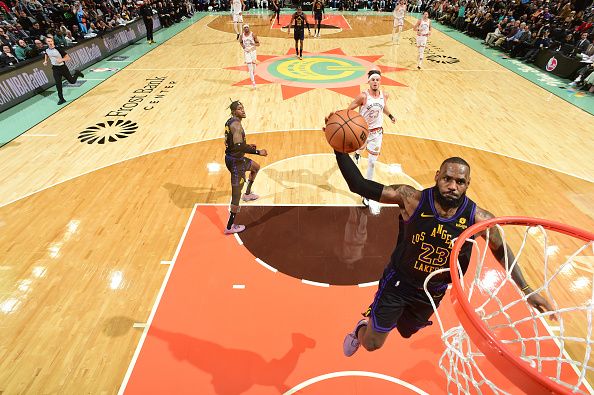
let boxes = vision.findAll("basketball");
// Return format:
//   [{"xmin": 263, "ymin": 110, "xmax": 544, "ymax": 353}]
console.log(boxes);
[{"xmin": 324, "ymin": 110, "xmax": 369, "ymax": 153}]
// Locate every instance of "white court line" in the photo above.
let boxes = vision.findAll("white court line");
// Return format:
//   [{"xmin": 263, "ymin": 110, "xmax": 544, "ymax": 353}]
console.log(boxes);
[
  {"xmin": 20, "ymin": 134, "xmax": 58, "ymax": 137},
  {"xmin": 342, "ymin": 15, "xmax": 352, "ymax": 30},
  {"xmin": 301, "ymin": 279, "xmax": 329, "ymax": 287},
  {"xmin": 81, "ymin": 78, "xmax": 106, "ymax": 81},
  {"xmin": 199, "ymin": 202, "xmax": 397, "ymax": 207},
  {"xmin": 257, "ymin": 152, "xmax": 423, "ymax": 190},
  {"xmin": 132, "ymin": 323, "xmax": 146, "ymax": 328},
  {"xmin": 234, "ymin": 233, "xmax": 243, "ymax": 245},
  {"xmin": 232, "ymin": 284, "xmax": 246, "ymax": 289},
  {"xmin": 255, "ymin": 257, "xmax": 277, "ymax": 272},
  {"xmin": 160, "ymin": 260, "xmax": 172, "ymax": 265},
  {"xmin": 3, "ymin": 128, "xmax": 591, "ymax": 210},
  {"xmin": 117, "ymin": 203, "xmax": 199, "ymax": 395},
  {"xmin": 123, "ymin": 67, "xmax": 224, "ymax": 71},
  {"xmin": 358, "ymin": 281, "xmax": 379, "ymax": 287},
  {"xmin": 284, "ymin": 370, "xmax": 430, "ymax": 395}
]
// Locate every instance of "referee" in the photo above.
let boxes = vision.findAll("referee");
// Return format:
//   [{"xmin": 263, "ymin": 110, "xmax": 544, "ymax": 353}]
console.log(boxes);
[{"xmin": 43, "ymin": 37, "xmax": 84, "ymax": 105}]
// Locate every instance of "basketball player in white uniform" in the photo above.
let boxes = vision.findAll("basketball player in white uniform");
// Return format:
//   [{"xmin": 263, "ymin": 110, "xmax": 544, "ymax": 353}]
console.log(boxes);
[
  {"xmin": 240, "ymin": 24, "xmax": 260, "ymax": 89},
  {"xmin": 393, "ymin": 0, "xmax": 406, "ymax": 43},
  {"xmin": 347, "ymin": 69, "xmax": 396, "ymax": 206},
  {"xmin": 414, "ymin": 12, "xmax": 431, "ymax": 69},
  {"xmin": 231, "ymin": 0, "xmax": 245, "ymax": 40}
]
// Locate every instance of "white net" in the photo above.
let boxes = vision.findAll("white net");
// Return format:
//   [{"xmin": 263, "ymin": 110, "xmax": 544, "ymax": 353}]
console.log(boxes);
[{"xmin": 424, "ymin": 219, "xmax": 594, "ymax": 395}]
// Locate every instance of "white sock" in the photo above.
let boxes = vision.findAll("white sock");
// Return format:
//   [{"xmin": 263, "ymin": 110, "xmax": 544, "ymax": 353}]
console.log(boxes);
[
  {"xmin": 248, "ymin": 63, "xmax": 255, "ymax": 83},
  {"xmin": 366, "ymin": 154, "xmax": 377, "ymax": 180}
]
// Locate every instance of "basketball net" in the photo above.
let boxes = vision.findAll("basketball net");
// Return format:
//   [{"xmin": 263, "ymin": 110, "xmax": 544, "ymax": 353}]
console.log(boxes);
[{"xmin": 424, "ymin": 217, "xmax": 594, "ymax": 395}]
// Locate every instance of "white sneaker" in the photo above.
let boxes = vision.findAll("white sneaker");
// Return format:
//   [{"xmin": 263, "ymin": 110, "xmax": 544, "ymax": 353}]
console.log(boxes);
[
  {"xmin": 343, "ymin": 319, "xmax": 367, "ymax": 357},
  {"xmin": 242, "ymin": 192, "xmax": 259, "ymax": 202}
]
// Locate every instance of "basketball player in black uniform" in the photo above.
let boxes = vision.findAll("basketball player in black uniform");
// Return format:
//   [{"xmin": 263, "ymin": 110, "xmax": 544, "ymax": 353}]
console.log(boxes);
[
  {"xmin": 330, "ymin": 151, "xmax": 556, "ymax": 356},
  {"xmin": 224, "ymin": 101, "xmax": 268, "ymax": 234},
  {"xmin": 312, "ymin": 0, "xmax": 324, "ymax": 37},
  {"xmin": 287, "ymin": 6, "xmax": 311, "ymax": 59},
  {"xmin": 269, "ymin": 0, "xmax": 280, "ymax": 25}
]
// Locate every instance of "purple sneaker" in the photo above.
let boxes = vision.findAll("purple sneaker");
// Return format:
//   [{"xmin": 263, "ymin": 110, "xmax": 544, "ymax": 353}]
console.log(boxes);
[{"xmin": 343, "ymin": 319, "xmax": 367, "ymax": 357}]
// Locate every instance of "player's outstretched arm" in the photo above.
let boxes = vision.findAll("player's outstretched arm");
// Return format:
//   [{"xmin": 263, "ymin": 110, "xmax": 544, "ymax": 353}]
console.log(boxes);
[
  {"xmin": 475, "ymin": 207, "xmax": 558, "ymax": 320},
  {"xmin": 334, "ymin": 151, "xmax": 419, "ymax": 209}
]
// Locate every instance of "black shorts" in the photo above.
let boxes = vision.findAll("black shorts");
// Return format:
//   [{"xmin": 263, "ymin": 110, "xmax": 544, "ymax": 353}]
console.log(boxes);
[
  {"xmin": 314, "ymin": 12, "xmax": 323, "ymax": 21},
  {"xmin": 364, "ymin": 266, "xmax": 447, "ymax": 335},
  {"xmin": 225, "ymin": 154, "xmax": 252, "ymax": 186},
  {"xmin": 294, "ymin": 29, "xmax": 304, "ymax": 40}
]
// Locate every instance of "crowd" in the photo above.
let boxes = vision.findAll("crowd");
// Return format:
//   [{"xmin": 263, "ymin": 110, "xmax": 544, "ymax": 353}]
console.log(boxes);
[
  {"xmin": 2, "ymin": 0, "xmax": 594, "ymax": 90},
  {"xmin": 428, "ymin": 0, "xmax": 594, "ymax": 91},
  {"xmin": 0, "ymin": 0, "xmax": 195, "ymax": 68}
]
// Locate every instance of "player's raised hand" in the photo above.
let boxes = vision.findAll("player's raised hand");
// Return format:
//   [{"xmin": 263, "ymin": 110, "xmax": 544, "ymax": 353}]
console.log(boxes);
[
  {"xmin": 527, "ymin": 292, "xmax": 558, "ymax": 321},
  {"xmin": 259, "ymin": 149, "xmax": 268, "ymax": 156}
]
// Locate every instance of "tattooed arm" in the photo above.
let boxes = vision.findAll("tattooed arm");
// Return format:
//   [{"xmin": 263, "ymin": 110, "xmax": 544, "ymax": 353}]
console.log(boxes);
[
  {"xmin": 334, "ymin": 151, "xmax": 421, "ymax": 216},
  {"xmin": 474, "ymin": 206, "xmax": 557, "ymax": 319}
]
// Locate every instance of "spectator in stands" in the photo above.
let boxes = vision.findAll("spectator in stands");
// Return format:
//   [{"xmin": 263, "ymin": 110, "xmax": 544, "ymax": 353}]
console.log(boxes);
[
  {"xmin": 14, "ymin": 38, "xmax": 31, "ymax": 60},
  {"xmin": 575, "ymin": 31, "xmax": 591, "ymax": 53},
  {"xmin": 493, "ymin": 20, "xmax": 520, "ymax": 48},
  {"xmin": 0, "ymin": 44, "xmax": 19, "ymax": 66},
  {"xmin": 29, "ymin": 21, "xmax": 45, "ymax": 40},
  {"xmin": 54, "ymin": 29, "xmax": 68, "ymax": 46},
  {"xmin": 70, "ymin": 24, "xmax": 84, "ymax": 40},
  {"xmin": 484, "ymin": 17, "xmax": 508, "ymax": 45},
  {"xmin": 0, "ymin": 26, "xmax": 14, "ymax": 46},
  {"xmin": 74, "ymin": 2, "xmax": 88, "ymax": 33},
  {"xmin": 504, "ymin": 22, "xmax": 530, "ymax": 53},
  {"xmin": 13, "ymin": 23, "xmax": 31, "ymax": 41},
  {"xmin": 64, "ymin": 30, "xmax": 77, "ymax": 45},
  {"xmin": 522, "ymin": 29, "xmax": 551, "ymax": 62}
]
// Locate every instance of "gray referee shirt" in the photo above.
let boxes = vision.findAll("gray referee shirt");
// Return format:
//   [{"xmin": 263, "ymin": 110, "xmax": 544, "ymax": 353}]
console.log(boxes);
[{"xmin": 45, "ymin": 47, "xmax": 67, "ymax": 66}]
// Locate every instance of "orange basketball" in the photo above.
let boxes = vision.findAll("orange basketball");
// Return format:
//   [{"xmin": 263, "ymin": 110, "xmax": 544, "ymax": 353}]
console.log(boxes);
[{"xmin": 324, "ymin": 109, "xmax": 369, "ymax": 153}]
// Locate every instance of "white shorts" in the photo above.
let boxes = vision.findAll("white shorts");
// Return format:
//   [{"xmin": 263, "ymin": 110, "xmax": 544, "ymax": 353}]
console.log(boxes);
[
  {"xmin": 232, "ymin": 12, "xmax": 243, "ymax": 22},
  {"xmin": 394, "ymin": 17, "xmax": 404, "ymax": 27},
  {"xmin": 416, "ymin": 35, "xmax": 428, "ymax": 47},
  {"xmin": 364, "ymin": 128, "xmax": 383, "ymax": 156},
  {"xmin": 244, "ymin": 49, "xmax": 256, "ymax": 64}
]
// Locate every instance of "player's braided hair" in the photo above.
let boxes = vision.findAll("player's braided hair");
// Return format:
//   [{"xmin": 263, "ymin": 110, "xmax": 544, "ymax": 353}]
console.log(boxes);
[{"xmin": 229, "ymin": 100, "xmax": 242, "ymax": 113}]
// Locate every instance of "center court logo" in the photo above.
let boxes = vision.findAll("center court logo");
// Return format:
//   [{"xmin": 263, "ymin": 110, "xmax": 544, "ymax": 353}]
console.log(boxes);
[
  {"xmin": 268, "ymin": 56, "xmax": 367, "ymax": 84},
  {"xmin": 226, "ymin": 48, "xmax": 408, "ymax": 99},
  {"xmin": 78, "ymin": 120, "xmax": 138, "ymax": 144}
]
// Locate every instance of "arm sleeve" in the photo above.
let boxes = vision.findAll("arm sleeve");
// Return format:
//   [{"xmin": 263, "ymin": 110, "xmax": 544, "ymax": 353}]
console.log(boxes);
[{"xmin": 335, "ymin": 151, "xmax": 384, "ymax": 201}]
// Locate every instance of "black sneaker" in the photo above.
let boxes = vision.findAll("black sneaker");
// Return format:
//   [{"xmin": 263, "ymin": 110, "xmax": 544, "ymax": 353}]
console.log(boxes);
[
  {"xmin": 354, "ymin": 152, "xmax": 360, "ymax": 164},
  {"xmin": 236, "ymin": 33, "xmax": 240, "ymax": 40},
  {"xmin": 57, "ymin": 99, "xmax": 66, "ymax": 105},
  {"xmin": 75, "ymin": 69, "xmax": 84, "ymax": 78}
]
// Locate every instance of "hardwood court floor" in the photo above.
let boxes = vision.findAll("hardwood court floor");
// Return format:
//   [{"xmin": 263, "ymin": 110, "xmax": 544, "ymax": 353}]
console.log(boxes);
[{"xmin": 0, "ymin": 12, "xmax": 592, "ymax": 394}]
